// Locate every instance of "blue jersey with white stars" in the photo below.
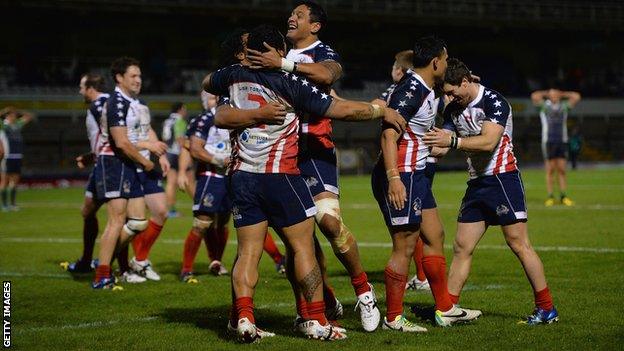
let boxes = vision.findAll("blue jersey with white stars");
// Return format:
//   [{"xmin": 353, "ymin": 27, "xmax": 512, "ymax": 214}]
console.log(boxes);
[
  {"xmin": 187, "ymin": 108, "xmax": 231, "ymax": 177},
  {"xmin": 99, "ymin": 87, "xmax": 151, "ymax": 160},
  {"xmin": 385, "ymin": 70, "xmax": 437, "ymax": 172},
  {"xmin": 86, "ymin": 93, "xmax": 109, "ymax": 156},
  {"xmin": 207, "ymin": 64, "xmax": 333, "ymax": 174},
  {"xmin": 286, "ymin": 40, "xmax": 340, "ymax": 151},
  {"xmin": 442, "ymin": 85, "xmax": 517, "ymax": 178}
]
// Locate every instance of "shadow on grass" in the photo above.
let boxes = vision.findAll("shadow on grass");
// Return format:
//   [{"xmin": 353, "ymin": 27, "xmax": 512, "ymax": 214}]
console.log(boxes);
[{"xmin": 157, "ymin": 305, "xmax": 306, "ymax": 341}]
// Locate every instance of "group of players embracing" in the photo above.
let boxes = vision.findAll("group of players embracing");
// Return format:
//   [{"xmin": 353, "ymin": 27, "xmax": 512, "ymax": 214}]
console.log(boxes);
[{"xmin": 67, "ymin": 0, "xmax": 559, "ymax": 343}]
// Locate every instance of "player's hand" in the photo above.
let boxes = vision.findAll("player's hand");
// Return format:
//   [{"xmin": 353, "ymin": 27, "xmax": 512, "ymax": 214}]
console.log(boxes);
[
  {"xmin": 177, "ymin": 172, "xmax": 189, "ymax": 191},
  {"xmin": 256, "ymin": 102, "xmax": 287, "ymax": 125},
  {"xmin": 159, "ymin": 154, "xmax": 170, "ymax": 177},
  {"xmin": 75, "ymin": 153, "xmax": 94, "ymax": 169},
  {"xmin": 382, "ymin": 108, "xmax": 407, "ymax": 134},
  {"xmin": 148, "ymin": 141, "xmax": 168, "ymax": 156},
  {"xmin": 247, "ymin": 42, "xmax": 282, "ymax": 70},
  {"xmin": 143, "ymin": 159, "xmax": 155, "ymax": 172},
  {"xmin": 388, "ymin": 177, "xmax": 407, "ymax": 210},
  {"xmin": 424, "ymin": 127, "xmax": 452, "ymax": 147}
]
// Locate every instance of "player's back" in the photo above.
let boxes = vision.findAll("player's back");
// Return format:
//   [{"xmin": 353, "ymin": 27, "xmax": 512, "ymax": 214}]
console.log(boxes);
[
  {"xmin": 86, "ymin": 93, "xmax": 109, "ymax": 156},
  {"xmin": 209, "ymin": 64, "xmax": 332, "ymax": 174}
]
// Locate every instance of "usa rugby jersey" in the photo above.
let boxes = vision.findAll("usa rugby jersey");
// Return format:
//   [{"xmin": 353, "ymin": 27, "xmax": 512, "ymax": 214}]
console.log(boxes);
[
  {"xmin": 286, "ymin": 40, "xmax": 340, "ymax": 151},
  {"xmin": 539, "ymin": 100, "xmax": 569, "ymax": 144},
  {"xmin": 188, "ymin": 107, "xmax": 231, "ymax": 177},
  {"xmin": 208, "ymin": 64, "xmax": 333, "ymax": 174},
  {"xmin": 99, "ymin": 87, "xmax": 151, "ymax": 159},
  {"xmin": 162, "ymin": 113, "xmax": 186, "ymax": 155},
  {"xmin": 86, "ymin": 93, "xmax": 109, "ymax": 156},
  {"xmin": 385, "ymin": 70, "xmax": 437, "ymax": 172},
  {"xmin": 443, "ymin": 85, "xmax": 517, "ymax": 178}
]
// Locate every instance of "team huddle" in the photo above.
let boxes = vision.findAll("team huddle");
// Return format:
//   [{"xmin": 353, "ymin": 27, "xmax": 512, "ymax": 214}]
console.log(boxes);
[{"xmin": 61, "ymin": 1, "xmax": 559, "ymax": 343}]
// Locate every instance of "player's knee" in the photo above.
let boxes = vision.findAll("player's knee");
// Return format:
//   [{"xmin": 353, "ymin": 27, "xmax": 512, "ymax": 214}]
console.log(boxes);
[
  {"xmin": 123, "ymin": 218, "xmax": 148, "ymax": 237},
  {"xmin": 453, "ymin": 238, "xmax": 474, "ymax": 257},
  {"xmin": 315, "ymin": 198, "xmax": 353, "ymax": 254},
  {"xmin": 192, "ymin": 217, "xmax": 213, "ymax": 234}
]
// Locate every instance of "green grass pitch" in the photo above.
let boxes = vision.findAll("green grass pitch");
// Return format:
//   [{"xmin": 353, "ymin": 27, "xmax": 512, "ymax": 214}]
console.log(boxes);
[{"xmin": 1, "ymin": 168, "xmax": 623, "ymax": 350}]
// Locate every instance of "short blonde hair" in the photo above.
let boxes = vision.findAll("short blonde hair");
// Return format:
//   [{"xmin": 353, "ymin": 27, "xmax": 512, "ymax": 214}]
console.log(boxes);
[{"xmin": 394, "ymin": 50, "xmax": 414, "ymax": 73}]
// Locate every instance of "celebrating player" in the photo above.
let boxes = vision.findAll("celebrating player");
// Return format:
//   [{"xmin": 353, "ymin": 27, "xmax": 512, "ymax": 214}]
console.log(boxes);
[
  {"xmin": 204, "ymin": 24, "xmax": 404, "ymax": 341},
  {"xmin": 424, "ymin": 58, "xmax": 558, "ymax": 325},
  {"xmin": 372, "ymin": 37, "xmax": 482, "ymax": 332},
  {"xmin": 531, "ymin": 88, "xmax": 581, "ymax": 206},
  {"xmin": 246, "ymin": 1, "xmax": 380, "ymax": 331}
]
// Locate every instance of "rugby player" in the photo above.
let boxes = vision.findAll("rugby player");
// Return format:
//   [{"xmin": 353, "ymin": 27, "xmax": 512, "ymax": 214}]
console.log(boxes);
[
  {"xmin": 372, "ymin": 38, "xmax": 482, "ymax": 332},
  {"xmin": 424, "ymin": 58, "xmax": 558, "ymax": 325},
  {"xmin": 530, "ymin": 88, "xmax": 581, "ymax": 206},
  {"xmin": 246, "ymin": 1, "xmax": 380, "ymax": 330},
  {"xmin": 0, "ymin": 107, "xmax": 33, "ymax": 212},
  {"xmin": 162, "ymin": 102, "xmax": 189, "ymax": 217},
  {"xmin": 204, "ymin": 24, "xmax": 405, "ymax": 341}
]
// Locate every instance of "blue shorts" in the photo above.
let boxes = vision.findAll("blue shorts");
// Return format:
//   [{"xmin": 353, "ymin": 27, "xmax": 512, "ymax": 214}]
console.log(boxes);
[
  {"xmin": 424, "ymin": 161, "xmax": 436, "ymax": 186},
  {"xmin": 458, "ymin": 170, "xmax": 528, "ymax": 226},
  {"xmin": 371, "ymin": 164, "xmax": 437, "ymax": 227},
  {"xmin": 95, "ymin": 155, "xmax": 143, "ymax": 201},
  {"xmin": 167, "ymin": 153, "xmax": 179, "ymax": 171},
  {"xmin": 229, "ymin": 171, "xmax": 317, "ymax": 229},
  {"xmin": 193, "ymin": 175, "xmax": 231, "ymax": 215},
  {"xmin": 2, "ymin": 158, "xmax": 22, "ymax": 174},
  {"xmin": 298, "ymin": 148, "xmax": 339, "ymax": 196},
  {"xmin": 85, "ymin": 167, "xmax": 97, "ymax": 198},
  {"xmin": 543, "ymin": 142, "xmax": 568, "ymax": 160},
  {"xmin": 137, "ymin": 169, "xmax": 165, "ymax": 195}
]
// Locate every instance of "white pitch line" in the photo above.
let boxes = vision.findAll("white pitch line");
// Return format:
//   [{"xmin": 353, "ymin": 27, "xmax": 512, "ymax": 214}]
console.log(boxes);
[
  {"xmin": 1, "ymin": 236, "xmax": 623, "ymax": 253},
  {"xmin": 15, "ymin": 316, "xmax": 158, "ymax": 334},
  {"xmin": 0, "ymin": 271, "xmax": 71, "ymax": 279}
]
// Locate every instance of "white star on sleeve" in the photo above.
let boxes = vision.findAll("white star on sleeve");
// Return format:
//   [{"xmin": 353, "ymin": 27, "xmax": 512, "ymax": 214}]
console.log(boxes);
[
  {"xmin": 494, "ymin": 110, "xmax": 502, "ymax": 116},
  {"xmin": 490, "ymin": 94, "xmax": 497, "ymax": 99},
  {"xmin": 405, "ymin": 91, "xmax": 413, "ymax": 99},
  {"xmin": 118, "ymin": 120, "xmax": 125, "ymax": 125},
  {"xmin": 490, "ymin": 118, "xmax": 499, "ymax": 123},
  {"xmin": 484, "ymin": 90, "xmax": 491, "ymax": 96},
  {"xmin": 321, "ymin": 93, "xmax": 328, "ymax": 99},
  {"xmin": 291, "ymin": 75, "xmax": 298, "ymax": 81},
  {"xmin": 494, "ymin": 100, "xmax": 502, "ymax": 107},
  {"xmin": 409, "ymin": 85, "xmax": 417, "ymax": 91},
  {"xmin": 117, "ymin": 111, "xmax": 123, "ymax": 117},
  {"xmin": 301, "ymin": 79, "xmax": 309, "ymax": 86},
  {"xmin": 97, "ymin": 107, "xmax": 102, "ymax": 112},
  {"xmin": 117, "ymin": 103, "xmax": 123, "ymax": 109},
  {"xmin": 94, "ymin": 101, "xmax": 100, "ymax": 106},
  {"xmin": 311, "ymin": 86, "xmax": 318, "ymax": 94},
  {"xmin": 398, "ymin": 100, "xmax": 407, "ymax": 107}
]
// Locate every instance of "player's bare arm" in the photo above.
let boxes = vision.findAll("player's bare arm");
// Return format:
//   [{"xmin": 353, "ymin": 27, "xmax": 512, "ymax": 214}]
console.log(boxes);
[
  {"xmin": 325, "ymin": 100, "xmax": 406, "ymax": 133},
  {"xmin": 424, "ymin": 123, "xmax": 504, "ymax": 153},
  {"xmin": 75, "ymin": 152, "xmax": 95, "ymax": 169},
  {"xmin": 562, "ymin": 91, "xmax": 582, "ymax": 108},
  {"xmin": 530, "ymin": 90, "xmax": 549, "ymax": 106},
  {"xmin": 136, "ymin": 129, "xmax": 167, "ymax": 156},
  {"xmin": 247, "ymin": 42, "xmax": 342, "ymax": 86},
  {"xmin": 110, "ymin": 126, "xmax": 154, "ymax": 171},
  {"xmin": 214, "ymin": 103, "xmax": 286, "ymax": 129},
  {"xmin": 381, "ymin": 126, "xmax": 406, "ymax": 210},
  {"xmin": 189, "ymin": 135, "xmax": 228, "ymax": 168},
  {"xmin": 177, "ymin": 143, "xmax": 192, "ymax": 191}
]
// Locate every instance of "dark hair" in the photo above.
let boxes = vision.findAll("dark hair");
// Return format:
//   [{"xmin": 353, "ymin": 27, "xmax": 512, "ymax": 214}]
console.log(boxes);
[
  {"xmin": 220, "ymin": 28, "xmax": 248, "ymax": 67},
  {"xmin": 110, "ymin": 57, "xmax": 140, "ymax": 83},
  {"xmin": 297, "ymin": 1, "xmax": 327, "ymax": 35},
  {"xmin": 171, "ymin": 102, "xmax": 185, "ymax": 113},
  {"xmin": 82, "ymin": 73, "xmax": 106, "ymax": 92},
  {"xmin": 247, "ymin": 25, "xmax": 285, "ymax": 54},
  {"xmin": 444, "ymin": 58, "xmax": 473, "ymax": 86},
  {"xmin": 412, "ymin": 36, "xmax": 446, "ymax": 68}
]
